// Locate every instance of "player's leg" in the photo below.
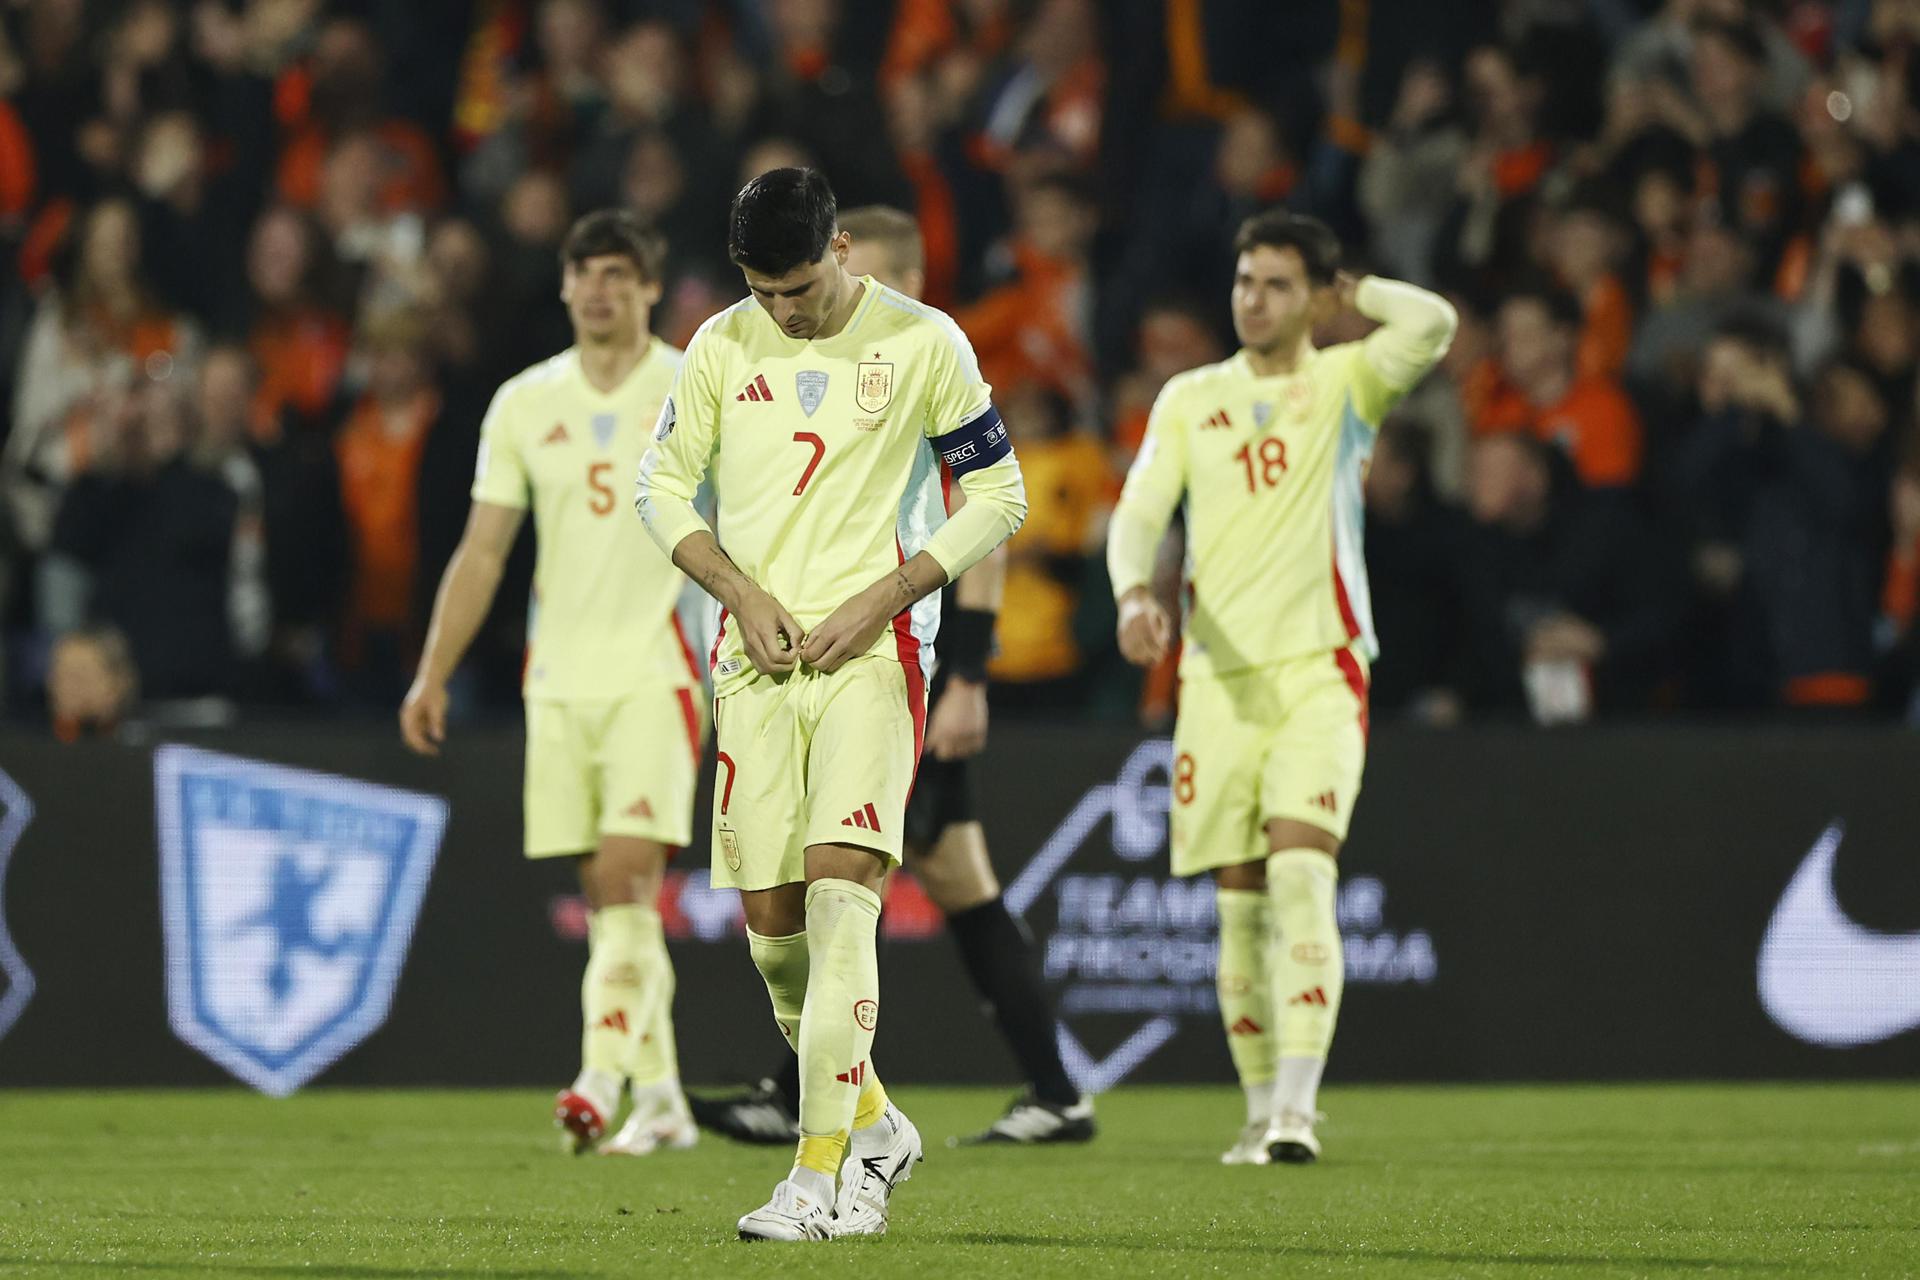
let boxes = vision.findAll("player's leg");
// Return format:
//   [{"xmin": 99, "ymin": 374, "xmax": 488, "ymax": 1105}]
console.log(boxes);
[
  {"xmin": 724, "ymin": 678, "xmax": 839, "ymax": 1241},
  {"xmin": 904, "ymin": 768, "xmax": 1092, "ymax": 1143},
  {"xmin": 1256, "ymin": 646, "xmax": 1370, "ymax": 1165},
  {"xmin": 800, "ymin": 657, "xmax": 922, "ymax": 1237},
  {"xmin": 585, "ymin": 688, "xmax": 703, "ymax": 1156},
  {"xmin": 1170, "ymin": 671, "xmax": 1274, "ymax": 1163},
  {"xmin": 524, "ymin": 700, "xmax": 624, "ymax": 1151}
]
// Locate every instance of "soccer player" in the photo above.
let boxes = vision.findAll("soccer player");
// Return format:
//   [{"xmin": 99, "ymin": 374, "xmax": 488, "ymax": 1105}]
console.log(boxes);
[
  {"xmin": 636, "ymin": 170, "xmax": 1026, "ymax": 1240},
  {"xmin": 400, "ymin": 210, "xmax": 703, "ymax": 1158},
  {"xmin": 1107, "ymin": 210, "xmax": 1456, "ymax": 1165},
  {"xmin": 690, "ymin": 205, "xmax": 1093, "ymax": 1148}
]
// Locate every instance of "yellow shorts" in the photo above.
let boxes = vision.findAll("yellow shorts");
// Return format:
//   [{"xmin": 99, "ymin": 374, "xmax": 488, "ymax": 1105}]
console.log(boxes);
[
  {"xmin": 522, "ymin": 685, "xmax": 706, "ymax": 857},
  {"xmin": 1169, "ymin": 645, "xmax": 1370, "ymax": 877},
  {"xmin": 710, "ymin": 654, "xmax": 926, "ymax": 891}
]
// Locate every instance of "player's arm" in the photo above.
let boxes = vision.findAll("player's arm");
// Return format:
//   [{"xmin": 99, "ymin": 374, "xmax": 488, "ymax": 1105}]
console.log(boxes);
[
  {"xmin": 925, "ymin": 486, "xmax": 1006, "ymax": 760},
  {"xmin": 1346, "ymin": 273, "xmax": 1459, "ymax": 421},
  {"xmin": 401, "ymin": 500, "xmax": 524, "ymax": 755},
  {"xmin": 636, "ymin": 334, "xmax": 804, "ymax": 675},
  {"xmin": 1107, "ymin": 384, "xmax": 1189, "ymax": 667},
  {"xmin": 802, "ymin": 392, "xmax": 1027, "ymax": 673}
]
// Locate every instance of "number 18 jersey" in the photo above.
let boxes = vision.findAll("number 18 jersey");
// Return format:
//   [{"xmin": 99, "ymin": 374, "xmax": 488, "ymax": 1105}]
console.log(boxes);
[
  {"xmin": 471, "ymin": 339, "xmax": 699, "ymax": 701},
  {"xmin": 1116, "ymin": 343, "xmax": 1406, "ymax": 679}
]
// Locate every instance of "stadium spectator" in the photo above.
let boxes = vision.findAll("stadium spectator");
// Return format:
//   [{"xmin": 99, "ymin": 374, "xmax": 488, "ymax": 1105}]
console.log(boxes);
[
  {"xmin": 1669, "ymin": 317, "xmax": 1889, "ymax": 710},
  {"xmin": 7, "ymin": 197, "xmax": 200, "ymax": 554},
  {"xmin": 1455, "ymin": 433, "xmax": 1678, "ymax": 719},
  {"xmin": 955, "ymin": 171, "xmax": 1098, "ymax": 411},
  {"xmin": 1473, "ymin": 284, "xmax": 1646, "ymax": 489},
  {"xmin": 241, "ymin": 204, "xmax": 350, "ymax": 431},
  {"xmin": 46, "ymin": 379, "xmax": 241, "ymax": 700},
  {"xmin": 987, "ymin": 385, "xmax": 1108, "ymax": 708},
  {"xmin": 333, "ymin": 309, "xmax": 441, "ymax": 700},
  {"xmin": 47, "ymin": 624, "xmax": 137, "ymax": 742},
  {"xmin": 1358, "ymin": 58, "xmax": 1471, "ymax": 286},
  {"xmin": 1364, "ymin": 417, "xmax": 1467, "ymax": 725}
]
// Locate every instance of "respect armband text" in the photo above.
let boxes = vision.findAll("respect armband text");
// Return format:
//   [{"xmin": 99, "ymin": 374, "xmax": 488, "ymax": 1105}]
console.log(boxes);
[{"xmin": 931, "ymin": 405, "xmax": 1012, "ymax": 477}]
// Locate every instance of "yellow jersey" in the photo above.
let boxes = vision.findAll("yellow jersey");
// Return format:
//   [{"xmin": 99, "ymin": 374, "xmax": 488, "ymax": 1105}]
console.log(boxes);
[
  {"xmin": 1109, "ymin": 277, "xmax": 1457, "ymax": 678},
  {"xmin": 471, "ymin": 339, "xmax": 703, "ymax": 700},
  {"xmin": 637, "ymin": 278, "xmax": 1026, "ymax": 698}
]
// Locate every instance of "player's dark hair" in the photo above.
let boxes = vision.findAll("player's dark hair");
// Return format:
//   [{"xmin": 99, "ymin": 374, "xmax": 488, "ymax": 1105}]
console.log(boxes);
[
  {"xmin": 729, "ymin": 167, "xmax": 837, "ymax": 277},
  {"xmin": 1232, "ymin": 209, "xmax": 1342, "ymax": 286},
  {"xmin": 561, "ymin": 209, "xmax": 667, "ymax": 283}
]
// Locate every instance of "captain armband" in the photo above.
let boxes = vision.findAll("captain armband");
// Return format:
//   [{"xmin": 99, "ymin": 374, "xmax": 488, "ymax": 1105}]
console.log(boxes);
[{"xmin": 931, "ymin": 405, "xmax": 1013, "ymax": 478}]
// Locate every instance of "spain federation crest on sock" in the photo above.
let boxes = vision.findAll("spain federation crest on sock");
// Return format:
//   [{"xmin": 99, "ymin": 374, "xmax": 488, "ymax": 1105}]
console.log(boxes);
[{"xmin": 154, "ymin": 745, "xmax": 448, "ymax": 1096}]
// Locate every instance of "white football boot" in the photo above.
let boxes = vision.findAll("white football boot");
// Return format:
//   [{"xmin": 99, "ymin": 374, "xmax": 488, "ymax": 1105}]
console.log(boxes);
[
  {"xmin": 833, "ymin": 1104, "xmax": 923, "ymax": 1237},
  {"xmin": 1264, "ymin": 1109, "xmax": 1323, "ymax": 1164},
  {"xmin": 1221, "ymin": 1120, "xmax": 1274, "ymax": 1165},
  {"xmin": 599, "ymin": 1084, "xmax": 697, "ymax": 1156},
  {"xmin": 737, "ymin": 1178, "xmax": 835, "ymax": 1242}
]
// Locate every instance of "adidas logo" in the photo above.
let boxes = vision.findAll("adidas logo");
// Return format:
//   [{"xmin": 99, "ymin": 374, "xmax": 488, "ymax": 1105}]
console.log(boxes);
[
  {"xmin": 736, "ymin": 374, "xmax": 775, "ymax": 402},
  {"xmin": 1227, "ymin": 1016, "xmax": 1264, "ymax": 1036},
  {"xmin": 542, "ymin": 422, "xmax": 570, "ymax": 445},
  {"xmin": 1307, "ymin": 789, "xmax": 1337, "ymax": 813},
  {"xmin": 624, "ymin": 796, "xmax": 653, "ymax": 819},
  {"xmin": 835, "ymin": 1061, "xmax": 867, "ymax": 1086},
  {"xmin": 1288, "ymin": 987, "xmax": 1331, "ymax": 1007},
  {"xmin": 840, "ymin": 802, "xmax": 882, "ymax": 832},
  {"xmin": 1199, "ymin": 408, "xmax": 1233, "ymax": 430},
  {"xmin": 596, "ymin": 1010, "xmax": 630, "ymax": 1033}
]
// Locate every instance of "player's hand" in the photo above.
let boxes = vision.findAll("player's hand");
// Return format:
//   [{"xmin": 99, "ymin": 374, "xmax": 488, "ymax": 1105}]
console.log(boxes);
[
  {"xmin": 399, "ymin": 677, "xmax": 449, "ymax": 756},
  {"xmin": 800, "ymin": 580, "xmax": 895, "ymax": 673},
  {"xmin": 1332, "ymin": 270, "xmax": 1361, "ymax": 312},
  {"xmin": 735, "ymin": 585, "xmax": 805, "ymax": 675},
  {"xmin": 924, "ymin": 675, "xmax": 988, "ymax": 760},
  {"xmin": 1116, "ymin": 586, "xmax": 1173, "ymax": 668}
]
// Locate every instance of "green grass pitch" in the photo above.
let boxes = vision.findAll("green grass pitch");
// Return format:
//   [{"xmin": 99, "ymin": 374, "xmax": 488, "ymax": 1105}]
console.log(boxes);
[{"xmin": 1, "ymin": 1084, "xmax": 1916, "ymax": 1277}]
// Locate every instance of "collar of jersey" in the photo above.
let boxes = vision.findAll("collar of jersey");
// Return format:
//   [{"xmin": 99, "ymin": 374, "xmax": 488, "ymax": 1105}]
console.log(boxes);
[
  {"xmin": 1232, "ymin": 344, "xmax": 1320, "ymax": 382},
  {"xmin": 568, "ymin": 337, "xmax": 663, "ymax": 401}
]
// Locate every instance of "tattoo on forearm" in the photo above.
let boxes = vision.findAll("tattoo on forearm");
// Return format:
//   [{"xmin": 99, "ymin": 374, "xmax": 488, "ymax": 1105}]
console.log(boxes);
[{"xmin": 892, "ymin": 568, "xmax": 916, "ymax": 605}]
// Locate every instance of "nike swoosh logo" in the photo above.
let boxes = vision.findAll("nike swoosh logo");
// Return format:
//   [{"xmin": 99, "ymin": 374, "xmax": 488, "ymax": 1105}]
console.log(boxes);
[{"xmin": 1757, "ymin": 821, "xmax": 1920, "ymax": 1047}]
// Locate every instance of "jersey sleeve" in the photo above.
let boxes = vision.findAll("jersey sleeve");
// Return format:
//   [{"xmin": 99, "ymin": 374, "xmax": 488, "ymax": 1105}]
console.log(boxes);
[
  {"xmin": 469, "ymin": 382, "xmax": 529, "ymax": 508},
  {"xmin": 635, "ymin": 325, "xmax": 722, "ymax": 555},
  {"xmin": 922, "ymin": 319, "xmax": 1025, "ymax": 580},
  {"xmin": 1349, "ymin": 275, "xmax": 1459, "ymax": 426},
  {"xmin": 1106, "ymin": 378, "xmax": 1190, "ymax": 598}
]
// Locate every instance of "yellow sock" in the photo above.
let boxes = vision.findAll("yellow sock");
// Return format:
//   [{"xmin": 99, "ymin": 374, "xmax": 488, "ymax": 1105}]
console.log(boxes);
[
  {"xmin": 852, "ymin": 1075, "xmax": 889, "ymax": 1132},
  {"xmin": 1268, "ymin": 848, "xmax": 1342, "ymax": 1116},
  {"xmin": 797, "ymin": 879, "xmax": 882, "ymax": 1140},
  {"xmin": 795, "ymin": 1130, "xmax": 848, "ymax": 1177},
  {"xmin": 1215, "ymin": 888, "xmax": 1276, "ymax": 1115},
  {"xmin": 580, "ymin": 904, "xmax": 660, "ymax": 1079},
  {"xmin": 625, "ymin": 922, "xmax": 678, "ymax": 1088}
]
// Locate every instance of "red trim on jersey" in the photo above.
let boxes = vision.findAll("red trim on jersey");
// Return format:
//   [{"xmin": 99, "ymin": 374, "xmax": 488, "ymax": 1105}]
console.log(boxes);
[
  {"xmin": 709, "ymin": 607, "xmax": 729, "ymax": 674},
  {"xmin": 891, "ymin": 537, "xmax": 928, "ymax": 783},
  {"xmin": 1335, "ymin": 647, "xmax": 1371, "ymax": 743},
  {"xmin": 670, "ymin": 612, "xmax": 703, "ymax": 685},
  {"xmin": 938, "ymin": 458, "xmax": 956, "ymax": 515},
  {"xmin": 674, "ymin": 685, "xmax": 702, "ymax": 764},
  {"xmin": 1331, "ymin": 548, "xmax": 1362, "ymax": 643}
]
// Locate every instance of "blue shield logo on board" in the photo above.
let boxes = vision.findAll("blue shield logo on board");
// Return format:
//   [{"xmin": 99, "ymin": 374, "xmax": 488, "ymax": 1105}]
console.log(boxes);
[
  {"xmin": 0, "ymin": 766, "xmax": 36, "ymax": 1044},
  {"xmin": 591, "ymin": 411, "xmax": 617, "ymax": 449},
  {"xmin": 155, "ymin": 745, "xmax": 448, "ymax": 1096},
  {"xmin": 796, "ymin": 370, "xmax": 829, "ymax": 418}
]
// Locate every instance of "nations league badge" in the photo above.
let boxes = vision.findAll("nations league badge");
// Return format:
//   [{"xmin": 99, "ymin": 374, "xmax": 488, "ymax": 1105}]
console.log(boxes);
[{"xmin": 155, "ymin": 746, "xmax": 448, "ymax": 1096}]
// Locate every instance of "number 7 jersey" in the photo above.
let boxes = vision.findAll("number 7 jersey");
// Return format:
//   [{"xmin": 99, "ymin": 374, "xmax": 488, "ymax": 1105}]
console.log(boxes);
[
  {"xmin": 471, "ymin": 339, "xmax": 703, "ymax": 700},
  {"xmin": 637, "ymin": 279, "xmax": 1001, "ymax": 698}
]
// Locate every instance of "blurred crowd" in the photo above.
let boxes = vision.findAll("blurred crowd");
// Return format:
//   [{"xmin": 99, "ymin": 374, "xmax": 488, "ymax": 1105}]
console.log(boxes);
[{"xmin": 5, "ymin": 0, "xmax": 1920, "ymax": 736}]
